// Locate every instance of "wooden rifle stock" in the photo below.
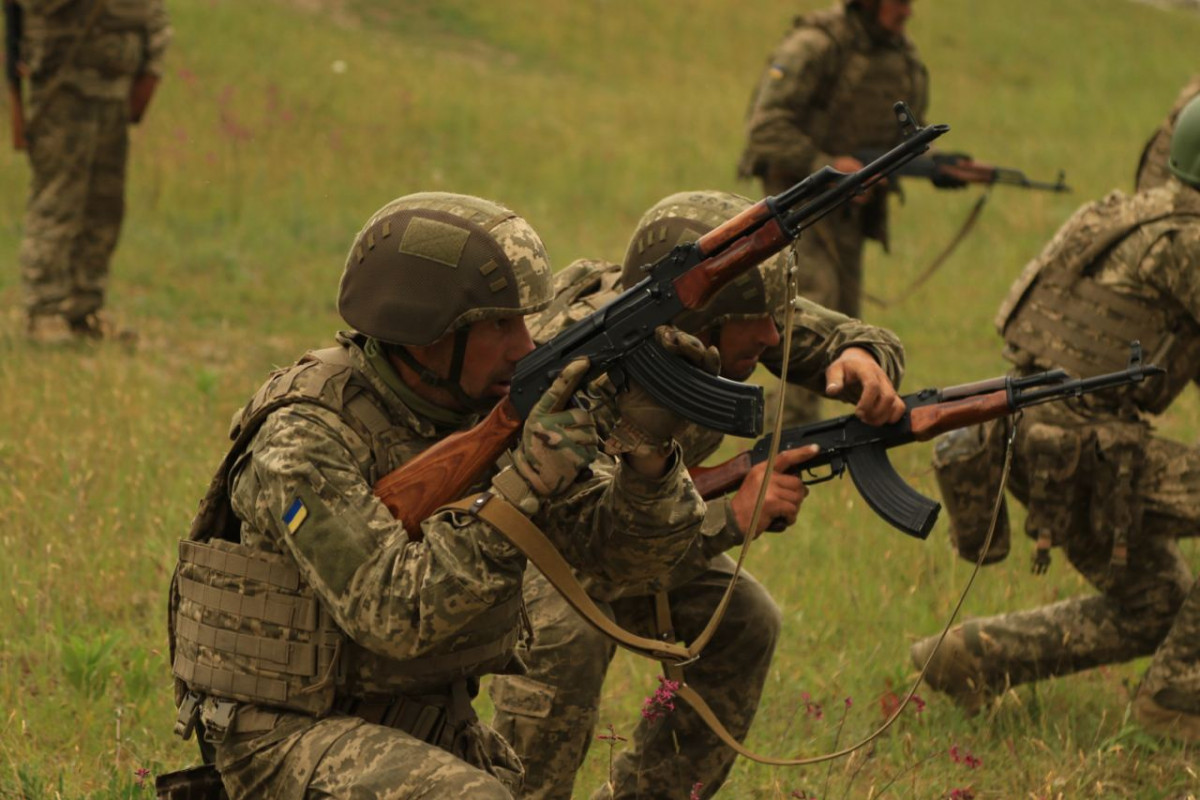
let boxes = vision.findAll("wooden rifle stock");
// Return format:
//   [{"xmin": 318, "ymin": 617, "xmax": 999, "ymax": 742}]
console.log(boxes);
[
  {"xmin": 7, "ymin": 82, "xmax": 23, "ymax": 150},
  {"xmin": 689, "ymin": 453, "xmax": 754, "ymax": 501},
  {"xmin": 128, "ymin": 72, "xmax": 159, "ymax": 124},
  {"xmin": 675, "ymin": 218, "xmax": 789, "ymax": 309},
  {"xmin": 907, "ymin": 390, "xmax": 1011, "ymax": 440},
  {"xmin": 373, "ymin": 397, "xmax": 522, "ymax": 537}
]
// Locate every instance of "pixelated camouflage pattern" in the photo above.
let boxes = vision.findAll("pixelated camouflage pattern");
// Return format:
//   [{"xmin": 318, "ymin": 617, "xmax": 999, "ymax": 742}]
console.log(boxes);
[
  {"xmin": 19, "ymin": 0, "xmax": 171, "ymax": 100},
  {"xmin": 1136, "ymin": 75, "xmax": 1200, "ymax": 192},
  {"xmin": 920, "ymin": 184, "xmax": 1200, "ymax": 723},
  {"xmin": 490, "ymin": 556, "xmax": 780, "ymax": 800},
  {"xmin": 997, "ymin": 181, "xmax": 1200, "ymax": 414},
  {"xmin": 17, "ymin": 0, "xmax": 170, "ymax": 319},
  {"xmin": 931, "ymin": 418, "xmax": 1012, "ymax": 565},
  {"xmin": 340, "ymin": 193, "xmax": 552, "ymax": 345},
  {"xmin": 175, "ymin": 333, "xmax": 704, "ymax": 796},
  {"xmin": 509, "ymin": 359, "xmax": 598, "ymax": 498}
]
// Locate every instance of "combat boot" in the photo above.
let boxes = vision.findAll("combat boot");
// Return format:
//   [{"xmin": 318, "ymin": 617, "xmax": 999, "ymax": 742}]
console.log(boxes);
[
  {"xmin": 25, "ymin": 313, "xmax": 74, "ymax": 345},
  {"xmin": 1133, "ymin": 688, "xmax": 1200, "ymax": 744},
  {"xmin": 66, "ymin": 312, "xmax": 138, "ymax": 345},
  {"xmin": 910, "ymin": 624, "xmax": 995, "ymax": 717}
]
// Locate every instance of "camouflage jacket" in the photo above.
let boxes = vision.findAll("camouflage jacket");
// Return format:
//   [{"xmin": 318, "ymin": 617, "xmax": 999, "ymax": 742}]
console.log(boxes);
[
  {"xmin": 531, "ymin": 258, "xmax": 906, "ymax": 598},
  {"xmin": 1136, "ymin": 75, "xmax": 1200, "ymax": 193},
  {"xmin": 193, "ymin": 333, "xmax": 703, "ymax": 696},
  {"xmin": 997, "ymin": 178, "xmax": 1200, "ymax": 420},
  {"xmin": 18, "ymin": 0, "xmax": 171, "ymax": 100},
  {"xmin": 738, "ymin": 2, "xmax": 928, "ymax": 184}
]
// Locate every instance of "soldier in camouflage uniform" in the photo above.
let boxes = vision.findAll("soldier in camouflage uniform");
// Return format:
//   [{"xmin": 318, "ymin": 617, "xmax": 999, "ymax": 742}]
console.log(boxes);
[
  {"xmin": 738, "ymin": 0, "xmax": 927, "ymax": 425},
  {"xmin": 1135, "ymin": 74, "xmax": 1200, "ymax": 192},
  {"xmin": 12, "ymin": 0, "xmax": 170, "ymax": 341},
  {"xmin": 164, "ymin": 193, "xmax": 712, "ymax": 799},
  {"xmin": 915, "ymin": 98, "xmax": 1200, "ymax": 744},
  {"xmin": 489, "ymin": 191, "xmax": 907, "ymax": 800}
]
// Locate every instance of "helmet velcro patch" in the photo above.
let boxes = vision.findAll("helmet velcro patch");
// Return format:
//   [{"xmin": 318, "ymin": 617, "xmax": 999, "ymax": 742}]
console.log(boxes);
[{"xmin": 399, "ymin": 216, "xmax": 471, "ymax": 268}]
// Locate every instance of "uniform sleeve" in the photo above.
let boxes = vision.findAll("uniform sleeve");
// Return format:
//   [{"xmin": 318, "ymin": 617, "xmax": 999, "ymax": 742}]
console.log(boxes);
[
  {"xmin": 138, "ymin": 0, "xmax": 171, "ymax": 76},
  {"xmin": 534, "ymin": 446, "xmax": 705, "ymax": 586},
  {"xmin": 742, "ymin": 27, "xmax": 842, "ymax": 180},
  {"xmin": 759, "ymin": 295, "xmax": 906, "ymax": 394},
  {"xmin": 229, "ymin": 405, "xmax": 527, "ymax": 662}
]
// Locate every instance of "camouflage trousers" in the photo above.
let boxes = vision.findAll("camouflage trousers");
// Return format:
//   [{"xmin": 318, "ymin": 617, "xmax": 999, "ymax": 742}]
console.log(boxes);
[
  {"xmin": 212, "ymin": 710, "xmax": 520, "ymax": 799},
  {"xmin": 957, "ymin": 409, "xmax": 1200, "ymax": 707},
  {"xmin": 489, "ymin": 555, "xmax": 781, "ymax": 800},
  {"xmin": 19, "ymin": 88, "xmax": 129, "ymax": 320}
]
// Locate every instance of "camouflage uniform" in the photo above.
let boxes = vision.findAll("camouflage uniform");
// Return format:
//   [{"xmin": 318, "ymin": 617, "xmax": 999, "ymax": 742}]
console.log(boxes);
[
  {"xmin": 924, "ymin": 177, "xmax": 1200, "ymax": 722},
  {"xmin": 490, "ymin": 259, "xmax": 905, "ymax": 800},
  {"xmin": 1135, "ymin": 75, "xmax": 1200, "ymax": 192},
  {"xmin": 16, "ymin": 0, "xmax": 170, "ymax": 324},
  {"xmin": 737, "ymin": 1, "xmax": 926, "ymax": 425}
]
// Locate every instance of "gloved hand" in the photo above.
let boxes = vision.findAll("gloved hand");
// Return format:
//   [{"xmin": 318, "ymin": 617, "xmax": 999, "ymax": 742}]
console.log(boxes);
[
  {"xmin": 604, "ymin": 326, "xmax": 721, "ymax": 458},
  {"xmin": 499, "ymin": 358, "xmax": 597, "ymax": 506}
]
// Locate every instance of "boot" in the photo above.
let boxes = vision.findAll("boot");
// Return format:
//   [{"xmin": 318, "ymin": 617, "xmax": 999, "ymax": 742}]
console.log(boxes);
[
  {"xmin": 1133, "ymin": 688, "xmax": 1200, "ymax": 744},
  {"xmin": 910, "ymin": 625, "xmax": 996, "ymax": 717},
  {"xmin": 66, "ymin": 312, "xmax": 138, "ymax": 345},
  {"xmin": 25, "ymin": 313, "xmax": 74, "ymax": 345}
]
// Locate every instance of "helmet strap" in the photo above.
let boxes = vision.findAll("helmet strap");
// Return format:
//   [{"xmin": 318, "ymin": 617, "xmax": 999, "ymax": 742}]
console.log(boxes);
[{"xmin": 392, "ymin": 328, "xmax": 496, "ymax": 414}]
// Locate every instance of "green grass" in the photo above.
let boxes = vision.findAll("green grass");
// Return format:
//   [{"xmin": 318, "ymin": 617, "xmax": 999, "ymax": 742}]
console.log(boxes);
[{"xmin": 1, "ymin": 0, "xmax": 1198, "ymax": 796}]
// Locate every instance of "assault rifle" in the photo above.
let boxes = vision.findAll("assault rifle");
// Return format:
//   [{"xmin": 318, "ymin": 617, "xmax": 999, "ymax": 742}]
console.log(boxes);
[
  {"xmin": 3, "ymin": 0, "xmax": 23, "ymax": 150},
  {"xmin": 853, "ymin": 148, "xmax": 1069, "ymax": 193},
  {"xmin": 373, "ymin": 103, "xmax": 949, "ymax": 533},
  {"xmin": 690, "ymin": 343, "xmax": 1163, "ymax": 538}
]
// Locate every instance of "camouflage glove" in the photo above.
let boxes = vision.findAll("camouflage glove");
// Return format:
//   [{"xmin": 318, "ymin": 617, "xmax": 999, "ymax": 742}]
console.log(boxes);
[
  {"xmin": 605, "ymin": 326, "xmax": 721, "ymax": 458},
  {"xmin": 493, "ymin": 358, "xmax": 597, "ymax": 513}
]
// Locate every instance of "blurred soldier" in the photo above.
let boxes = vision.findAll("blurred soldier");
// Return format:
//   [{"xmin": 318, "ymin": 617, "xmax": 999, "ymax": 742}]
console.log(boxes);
[
  {"xmin": 164, "ymin": 193, "xmax": 711, "ymax": 799},
  {"xmin": 1135, "ymin": 74, "xmax": 1200, "ymax": 192},
  {"xmin": 738, "ymin": 0, "xmax": 927, "ymax": 425},
  {"xmin": 489, "ymin": 190, "xmax": 907, "ymax": 800},
  {"xmin": 9, "ymin": 0, "xmax": 170, "ymax": 342},
  {"xmin": 918, "ymin": 97, "xmax": 1200, "ymax": 744}
]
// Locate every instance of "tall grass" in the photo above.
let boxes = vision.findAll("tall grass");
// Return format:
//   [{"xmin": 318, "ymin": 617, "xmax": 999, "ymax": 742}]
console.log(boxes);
[{"xmin": 0, "ymin": 0, "xmax": 1197, "ymax": 796}]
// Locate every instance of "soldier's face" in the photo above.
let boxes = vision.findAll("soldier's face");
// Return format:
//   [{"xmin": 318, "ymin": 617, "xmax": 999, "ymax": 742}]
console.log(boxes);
[
  {"xmin": 711, "ymin": 315, "xmax": 781, "ymax": 381},
  {"xmin": 876, "ymin": 0, "xmax": 913, "ymax": 36},
  {"xmin": 402, "ymin": 315, "xmax": 535, "ymax": 408}
]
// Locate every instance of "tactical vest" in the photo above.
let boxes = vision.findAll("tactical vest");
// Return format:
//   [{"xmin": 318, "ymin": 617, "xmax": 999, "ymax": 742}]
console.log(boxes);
[
  {"xmin": 996, "ymin": 186, "xmax": 1200, "ymax": 414},
  {"xmin": 170, "ymin": 342, "xmax": 521, "ymax": 719},
  {"xmin": 798, "ymin": 8, "xmax": 929, "ymax": 155}
]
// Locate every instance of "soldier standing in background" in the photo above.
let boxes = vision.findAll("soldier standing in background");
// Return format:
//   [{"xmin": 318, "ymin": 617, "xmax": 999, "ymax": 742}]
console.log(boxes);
[
  {"xmin": 1136, "ymin": 74, "xmax": 1200, "ymax": 192},
  {"xmin": 916, "ymin": 97, "xmax": 1200, "ymax": 744},
  {"xmin": 6, "ymin": 0, "xmax": 170, "ymax": 342},
  {"xmin": 738, "ymin": 0, "xmax": 926, "ymax": 425},
  {"xmin": 163, "ymin": 193, "xmax": 711, "ymax": 799},
  {"xmin": 490, "ymin": 190, "xmax": 907, "ymax": 800}
]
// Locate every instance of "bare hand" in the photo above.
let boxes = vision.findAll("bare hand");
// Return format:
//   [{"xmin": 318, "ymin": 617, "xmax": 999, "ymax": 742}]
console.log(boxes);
[
  {"xmin": 729, "ymin": 445, "xmax": 818, "ymax": 538},
  {"xmin": 825, "ymin": 347, "xmax": 905, "ymax": 425}
]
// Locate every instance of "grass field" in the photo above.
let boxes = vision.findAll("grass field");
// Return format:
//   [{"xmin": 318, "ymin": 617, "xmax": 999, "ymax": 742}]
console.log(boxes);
[{"xmin": 1, "ymin": 0, "xmax": 1198, "ymax": 797}]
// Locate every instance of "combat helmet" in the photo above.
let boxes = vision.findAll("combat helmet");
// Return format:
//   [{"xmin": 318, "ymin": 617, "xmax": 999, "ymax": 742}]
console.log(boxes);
[
  {"xmin": 1169, "ymin": 95, "xmax": 1200, "ymax": 188},
  {"xmin": 621, "ymin": 190, "xmax": 787, "ymax": 335},
  {"xmin": 338, "ymin": 192, "xmax": 552, "ymax": 409}
]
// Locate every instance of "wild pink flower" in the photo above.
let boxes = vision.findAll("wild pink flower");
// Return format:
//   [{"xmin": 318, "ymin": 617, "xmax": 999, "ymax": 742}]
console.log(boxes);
[
  {"xmin": 596, "ymin": 723, "xmax": 627, "ymax": 743},
  {"xmin": 641, "ymin": 676, "xmax": 680, "ymax": 722},
  {"xmin": 689, "ymin": 781, "xmax": 703, "ymax": 799},
  {"xmin": 134, "ymin": 767, "xmax": 151, "ymax": 786},
  {"xmin": 949, "ymin": 745, "xmax": 982, "ymax": 769},
  {"xmin": 844, "ymin": 696, "xmax": 853, "ymax": 709},
  {"xmin": 911, "ymin": 693, "xmax": 927, "ymax": 714},
  {"xmin": 801, "ymin": 691, "xmax": 824, "ymax": 720},
  {"xmin": 947, "ymin": 788, "xmax": 975, "ymax": 800}
]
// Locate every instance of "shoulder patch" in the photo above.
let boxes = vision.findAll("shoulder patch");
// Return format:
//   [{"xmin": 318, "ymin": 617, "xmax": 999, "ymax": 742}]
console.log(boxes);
[
  {"xmin": 283, "ymin": 497, "xmax": 309, "ymax": 534},
  {"xmin": 768, "ymin": 64, "xmax": 786, "ymax": 80}
]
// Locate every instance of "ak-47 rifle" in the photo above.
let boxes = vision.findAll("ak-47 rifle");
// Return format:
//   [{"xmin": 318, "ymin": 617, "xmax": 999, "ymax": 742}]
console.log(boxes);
[
  {"xmin": 3, "ymin": 0, "xmax": 24, "ymax": 150},
  {"xmin": 690, "ymin": 342, "xmax": 1164, "ymax": 538},
  {"xmin": 853, "ymin": 148, "xmax": 1070, "ymax": 193},
  {"xmin": 373, "ymin": 103, "xmax": 950, "ymax": 534}
]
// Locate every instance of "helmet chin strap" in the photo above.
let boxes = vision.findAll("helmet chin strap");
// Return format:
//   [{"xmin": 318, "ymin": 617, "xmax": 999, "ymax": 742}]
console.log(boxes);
[{"xmin": 392, "ymin": 328, "xmax": 498, "ymax": 415}]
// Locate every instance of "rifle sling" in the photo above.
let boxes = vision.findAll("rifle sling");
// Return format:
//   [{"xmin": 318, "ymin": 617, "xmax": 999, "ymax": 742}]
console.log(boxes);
[{"xmin": 867, "ymin": 189, "xmax": 989, "ymax": 309}]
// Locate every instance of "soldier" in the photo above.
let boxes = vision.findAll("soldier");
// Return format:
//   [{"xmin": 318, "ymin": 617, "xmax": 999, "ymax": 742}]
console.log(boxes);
[
  {"xmin": 489, "ymin": 190, "xmax": 907, "ymax": 800},
  {"xmin": 1135, "ymin": 74, "xmax": 1200, "ymax": 192},
  {"xmin": 917, "ymin": 97, "xmax": 1200, "ymax": 743},
  {"xmin": 164, "ymin": 193, "xmax": 712, "ymax": 799},
  {"xmin": 737, "ymin": 0, "xmax": 927, "ymax": 425},
  {"xmin": 8, "ymin": 0, "xmax": 170, "ymax": 342}
]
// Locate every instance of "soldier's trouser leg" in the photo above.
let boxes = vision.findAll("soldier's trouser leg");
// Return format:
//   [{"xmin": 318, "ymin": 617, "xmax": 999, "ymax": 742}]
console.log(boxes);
[
  {"xmin": 597, "ymin": 559, "xmax": 782, "ymax": 800},
  {"xmin": 490, "ymin": 568, "xmax": 616, "ymax": 800},
  {"xmin": 216, "ymin": 715, "xmax": 513, "ymax": 799},
  {"xmin": 959, "ymin": 511, "xmax": 1192, "ymax": 692},
  {"xmin": 19, "ymin": 89, "xmax": 127, "ymax": 320}
]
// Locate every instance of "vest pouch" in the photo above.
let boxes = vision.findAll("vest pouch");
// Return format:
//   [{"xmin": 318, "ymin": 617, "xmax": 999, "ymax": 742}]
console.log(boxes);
[
  {"xmin": 932, "ymin": 418, "xmax": 1011, "ymax": 564},
  {"xmin": 1088, "ymin": 423, "xmax": 1147, "ymax": 573},
  {"xmin": 1021, "ymin": 422, "xmax": 1085, "ymax": 549}
]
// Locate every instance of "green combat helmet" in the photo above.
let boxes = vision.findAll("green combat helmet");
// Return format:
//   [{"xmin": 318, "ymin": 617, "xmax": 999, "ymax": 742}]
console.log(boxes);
[
  {"xmin": 621, "ymin": 190, "xmax": 787, "ymax": 336},
  {"xmin": 338, "ymin": 192, "xmax": 553, "ymax": 409},
  {"xmin": 1169, "ymin": 95, "xmax": 1200, "ymax": 188}
]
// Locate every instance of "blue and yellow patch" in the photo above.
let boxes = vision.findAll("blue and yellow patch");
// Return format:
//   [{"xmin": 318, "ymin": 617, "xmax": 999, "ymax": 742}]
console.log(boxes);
[
  {"xmin": 767, "ymin": 64, "xmax": 786, "ymax": 80},
  {"xmin": 282, "ymin": 497, "xmax": 309, "ymax": 535}
]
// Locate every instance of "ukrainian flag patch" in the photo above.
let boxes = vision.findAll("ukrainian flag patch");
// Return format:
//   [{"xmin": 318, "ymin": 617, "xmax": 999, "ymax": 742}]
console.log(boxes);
[
  {"xmin": 283, "ymin": 497, "xmax": 309, "ymax": 534},
  {"xmin": 768, "ymin": 64, "xmax": 786, "ymax": 80}
]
